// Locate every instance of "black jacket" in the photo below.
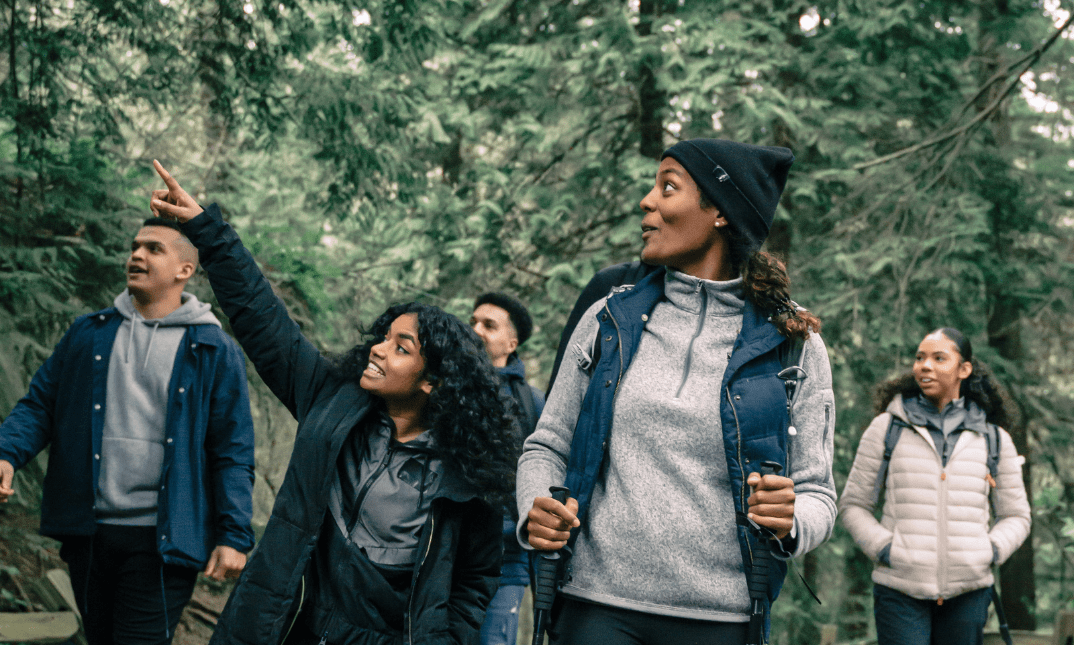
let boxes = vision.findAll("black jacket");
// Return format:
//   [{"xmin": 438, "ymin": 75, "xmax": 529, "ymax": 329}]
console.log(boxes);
[{"xmin": 183, "ymin": 205, "xmax": 502, "ymax": 645}]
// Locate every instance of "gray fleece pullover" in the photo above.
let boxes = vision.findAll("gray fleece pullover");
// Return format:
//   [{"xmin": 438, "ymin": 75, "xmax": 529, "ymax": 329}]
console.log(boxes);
[
  {"xmin": 517, "ymin": 270, "xmax": 837, "ymax": 621},
  {"xmin": 95, "ymin": 290, "xmax": 221, "ymax": 526}
]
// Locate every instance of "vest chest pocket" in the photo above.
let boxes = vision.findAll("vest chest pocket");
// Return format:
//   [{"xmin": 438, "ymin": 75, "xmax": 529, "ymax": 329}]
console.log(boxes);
[{"xmin": 729, "ymin": 373, "xmax": 788, "ymax": 440}]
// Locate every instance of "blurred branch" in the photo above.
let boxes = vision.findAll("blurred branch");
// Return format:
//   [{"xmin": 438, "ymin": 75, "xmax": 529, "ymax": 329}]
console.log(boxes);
[{"xmin": 854, "ymin": 12, "xmax": 1074, "ymax": 170}]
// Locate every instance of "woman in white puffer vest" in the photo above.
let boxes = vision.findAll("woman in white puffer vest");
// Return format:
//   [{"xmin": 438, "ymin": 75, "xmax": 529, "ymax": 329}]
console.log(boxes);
[{"xmin": 839, "ymin": 327, "xmax": 1030, "ymax": 645}]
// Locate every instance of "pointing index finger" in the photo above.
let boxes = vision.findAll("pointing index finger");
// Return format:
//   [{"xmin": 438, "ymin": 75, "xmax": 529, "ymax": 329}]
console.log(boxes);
[{"xmin": 153, "ymin": 159, "xmax": 180, "ymax": 190}]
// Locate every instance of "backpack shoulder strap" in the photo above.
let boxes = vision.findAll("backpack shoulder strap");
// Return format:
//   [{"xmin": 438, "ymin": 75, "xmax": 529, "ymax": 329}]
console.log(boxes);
[
  {"xmin": 776, "ymin": 335, "xmax": 808, "ymax": 415},
  {"xmin": 510, "ymin": 378, "xmax": 539, "ymax": 438},
  {"xmin": 983, "ymin": 422, "xmax": 1001, "ymax": 481},
  {"xmin": 872, "ymin": 416, "xmax": 908, "ymax": 507},
  {"xmin": 778, "ymin": 335, "xmax": 806, "ymax": 372}
]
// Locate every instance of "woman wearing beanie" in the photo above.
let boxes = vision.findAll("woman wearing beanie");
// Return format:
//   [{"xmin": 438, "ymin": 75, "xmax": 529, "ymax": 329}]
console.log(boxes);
[
  {"xmin": 517, "ymin": 139, "xmax": 837, "ymax": 644},
  {"xmin": 839, "ymin": 328, "xmax": 1030, "ymax": 645}
]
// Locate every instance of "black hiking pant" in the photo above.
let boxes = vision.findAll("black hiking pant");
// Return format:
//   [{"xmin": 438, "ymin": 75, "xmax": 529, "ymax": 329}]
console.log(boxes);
[
  {"xmin": 60, "ymin": 524, "xmax": 198, "ymax": 645},
  {"xmin": 551, "ymin": 597, "xmax": 748, "ymax": 645}
]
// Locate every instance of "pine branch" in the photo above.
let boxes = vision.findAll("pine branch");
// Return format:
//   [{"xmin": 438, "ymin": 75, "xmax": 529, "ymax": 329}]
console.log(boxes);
[{"xmin": 853, "ymin": 12, "xmax": 1074, "ymax": 171}]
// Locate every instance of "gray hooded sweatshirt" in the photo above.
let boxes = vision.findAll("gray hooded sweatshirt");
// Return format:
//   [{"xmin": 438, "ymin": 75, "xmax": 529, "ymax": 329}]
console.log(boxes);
[{"xmin": 95, "ymin": 290, "xmax": 222, "ymax": 526}]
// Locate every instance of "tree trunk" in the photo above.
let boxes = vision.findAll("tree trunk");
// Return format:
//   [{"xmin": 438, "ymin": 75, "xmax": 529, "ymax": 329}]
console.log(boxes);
[
  {"xmin": 990, "ymin": 295, "xmax": 1037, "ymax": 629},
  {"xmin": 635, "ymin": 0, "xmax": 668, "ymax": 159},
  {"xmin": 977, "ymin": 0, "xmax": 1035, "ymax": 629}
]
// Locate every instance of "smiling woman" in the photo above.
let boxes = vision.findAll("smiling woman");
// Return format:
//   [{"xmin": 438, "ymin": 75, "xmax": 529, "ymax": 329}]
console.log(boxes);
[
  {"xmin": 148, "ymin": 162, "xmax": 520, "ymax": 645},
  {"xmin": 839, "ymin": 327, "xmax": 1030, "ymax": 645}
]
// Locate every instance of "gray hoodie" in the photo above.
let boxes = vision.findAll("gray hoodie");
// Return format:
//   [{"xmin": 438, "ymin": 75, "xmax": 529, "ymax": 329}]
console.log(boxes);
[{"xmin": 95, "ymin": 290, "xmax": 221, "ymax": 526}]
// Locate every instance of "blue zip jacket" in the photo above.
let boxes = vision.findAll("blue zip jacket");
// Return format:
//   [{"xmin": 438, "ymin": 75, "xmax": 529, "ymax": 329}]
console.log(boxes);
[
  {"xmin": 497, "ymin": 356, "xmax": 544, "ymax": 587},
  {"xmin": 563, "ymin": 269, "xmax": 794, "ymax": 611},
  {"xmin": 0, "ymin": 308, "xmax": 256, "ymax": 568}
]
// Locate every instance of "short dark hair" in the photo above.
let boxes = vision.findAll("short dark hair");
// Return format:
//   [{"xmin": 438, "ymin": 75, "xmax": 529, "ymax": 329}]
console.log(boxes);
[
  {"xmin": 142, "ymin": 217, "xmax": 183, "ymax": 232},
  {"xmin": 141, "ymin": 217, "xmax": 198, "ymax": 265},
  {"xmin": 474, "ymin": 292, "xmax": 533, "ymax": 346}
]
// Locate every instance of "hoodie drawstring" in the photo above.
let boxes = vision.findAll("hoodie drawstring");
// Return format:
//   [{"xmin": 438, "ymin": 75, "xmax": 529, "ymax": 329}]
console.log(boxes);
[
  {"xmin": 125, "ymin": 313, "xmax": 138, "ymax": 364},
  {"xmin": 144, "ymin": 321, "xmax": 161, "ymax": 369},
  {"xmin": 159, "ymin": 561, "xmax": 171, "ymax": 641}
]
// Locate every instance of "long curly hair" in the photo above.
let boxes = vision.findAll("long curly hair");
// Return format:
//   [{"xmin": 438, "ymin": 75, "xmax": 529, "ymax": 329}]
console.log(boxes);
[
  {"xmin": 874, "ymin": 327, "xmax": 1015, "ymax": 428},
  {"xmin": 703, "ymin": 192, "xmax": 821, "ymax": 340},
  {"xmin": 330, "ymin": 302, "xmax": 521, "ymax": 507}
]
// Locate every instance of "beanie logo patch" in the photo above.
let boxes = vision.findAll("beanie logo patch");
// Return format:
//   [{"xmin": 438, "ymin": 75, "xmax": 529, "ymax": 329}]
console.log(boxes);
[{"xmin": 714, "ymin": 165, "xmax": 731, "ymax": 182}]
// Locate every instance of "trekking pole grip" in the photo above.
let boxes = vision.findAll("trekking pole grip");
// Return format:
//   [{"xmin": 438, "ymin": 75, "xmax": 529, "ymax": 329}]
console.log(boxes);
[{"xmin": 532, "ymin": 486, "xmax": 572, "ymax": 645}]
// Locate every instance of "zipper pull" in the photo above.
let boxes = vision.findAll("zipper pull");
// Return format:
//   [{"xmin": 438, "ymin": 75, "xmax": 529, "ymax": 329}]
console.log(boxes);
[{"xmin": 319, "ymin": 630, "xmax": 329, "ymax": 645}]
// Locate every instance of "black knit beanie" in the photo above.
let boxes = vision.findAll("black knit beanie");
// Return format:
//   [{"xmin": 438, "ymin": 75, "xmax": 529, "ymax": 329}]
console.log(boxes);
[{"xmin": 662, "ymin": 139, "xmax": 794, "ymax": 256}]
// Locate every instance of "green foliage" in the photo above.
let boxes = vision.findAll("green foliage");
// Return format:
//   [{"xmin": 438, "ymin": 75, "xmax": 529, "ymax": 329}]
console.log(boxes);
[{"xmin": 3, "ymin": 0, "xmax": 1074, "ymax": 639}]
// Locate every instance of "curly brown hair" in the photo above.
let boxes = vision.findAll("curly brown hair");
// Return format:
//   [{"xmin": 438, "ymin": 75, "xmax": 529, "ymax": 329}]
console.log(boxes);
[
  {"xmin": 329, "ymin": 302, "xmax": 521, "ymax": 509},
  {"xmin": 698, "ymin": 194, "xmax": 821, "ymax": 340}
]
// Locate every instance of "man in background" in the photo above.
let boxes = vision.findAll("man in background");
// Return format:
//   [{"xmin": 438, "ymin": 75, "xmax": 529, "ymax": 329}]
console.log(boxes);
[
  {"xmin": 471, "ymin": 292, "xmax": 545, "ymax": 645},
  {"xmin": 0, "ymin": 218, "xmax": 256, "ymax": 645}
]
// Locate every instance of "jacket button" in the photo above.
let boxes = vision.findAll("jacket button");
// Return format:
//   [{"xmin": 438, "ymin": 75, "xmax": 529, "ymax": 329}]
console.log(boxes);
[
  {"xmin": 191, "ymin": 343, "xmax": 197, "ymax": 349},
  {"xmin": 734, "ymin": 395, "xmax": 741, "ymax": 401},
  {"xmin": 641, "ymin": 314, "xmax": 648, "ymax": 322},
  {"xmin": 605, "ymin": 380, "xmax": 612, "ymax": 387},
  {"xmin": 602, "ymin": 441, "xmax": 608, "ymax": 450},
  {"xmin": 94, "ymin": 403, "xmax": 101, "ymax": 410},
  {"xmin": 178, "ymin": 387, "xmax": 185, "ymax": 394},
  {"xmin": 601, "ymin": 314, "xmax": 608, "ymax": 321},
  {"xmin": 604, "ymin": 335, "xmax": 612, "ymax": 342},
  {"xmin": 940, "ymin": 472, "xmax": 947, "ymax": 481},
  {"xmin": 95, "ymin": 355, "xmax": 102, "ymax": 361},
  {"xmin": 98, "ymin": 315, "xmax": 105, "ymax": 321},
  {"xmin": 161, "ymin": 535, "xmax": 167, "ymax": 541},
  {"xmin": 94, "ymin": 454, "xmax": 100, "ymax": 460},
  {"xmin": 166, "ymin": 438, "xmax": 173, "ymax": 444}
]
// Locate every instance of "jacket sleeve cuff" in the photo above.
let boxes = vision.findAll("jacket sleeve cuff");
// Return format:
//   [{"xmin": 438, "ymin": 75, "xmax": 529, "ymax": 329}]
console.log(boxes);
[
  {"xmin": 516, "ymin": 515, "xmax": 535, "ymax": 552},
  {"xmin": 215, "ymin": 529, "xmax": 255, "ymax": 554},
  {"xmin": 772, "ymin": 518, "xmax": 799, "ymax": 560}
]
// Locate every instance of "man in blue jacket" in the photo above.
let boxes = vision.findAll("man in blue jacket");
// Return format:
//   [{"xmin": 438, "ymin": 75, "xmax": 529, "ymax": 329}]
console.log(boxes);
[
  {"xmin": 470, "ymin": 292, "xmax": 545, "ymax": 645},
  {"xmin": 0, "ymin": 218, "xmax": 256, "ymax": 645}
]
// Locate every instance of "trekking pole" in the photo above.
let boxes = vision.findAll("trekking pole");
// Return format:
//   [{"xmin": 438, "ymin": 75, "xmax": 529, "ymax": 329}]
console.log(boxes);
[
  {"xmin": 746, "ymin": 461, "xmax": 782, "ymax": 645},
  {"xmin": 532, "ymin": 486, "xmax": 571, "ymax": 645},
  {"xmin": 991, "ymin": 585, "xmax": 1013, "ymax": 645}
]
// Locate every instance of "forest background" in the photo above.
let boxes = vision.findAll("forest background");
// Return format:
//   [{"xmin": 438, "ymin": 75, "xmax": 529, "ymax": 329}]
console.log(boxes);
[{"xmin": 1, "ymin": 0, "xmax": 1073, "ymax": 642}]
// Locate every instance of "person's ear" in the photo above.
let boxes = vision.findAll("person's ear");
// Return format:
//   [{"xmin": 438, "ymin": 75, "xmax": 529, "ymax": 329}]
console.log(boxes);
[
  {"xmin": 176, "ymin": 261, "xmax": 195, "ymax": 282},
  {"xmin": 713, "ymin": 212, "xmax": 727, "ymax": 228},
  {"xmin": 958, "ymin": 360, "xmax": 973, "ymax": 381},
  {"xmin": 419, "ymin": 379, "xmax": 434, "ymax": 396},
  {"xmin": 507, "ymin": 336, "xmax": 519, "ymax": 355}
]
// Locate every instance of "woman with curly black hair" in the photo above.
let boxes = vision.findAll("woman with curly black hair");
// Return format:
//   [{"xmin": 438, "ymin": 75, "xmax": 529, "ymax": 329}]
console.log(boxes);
[
  {"xmin": 149, "ymin": 162, "xmax": 519, "ymax": 645},
  {"xmin": 839, "ymin": 328, "xmax": 1030, "ymax": 645},
  {"xmin": 519, "ymin": 139, "xmax": 837, "ymax": 644}
]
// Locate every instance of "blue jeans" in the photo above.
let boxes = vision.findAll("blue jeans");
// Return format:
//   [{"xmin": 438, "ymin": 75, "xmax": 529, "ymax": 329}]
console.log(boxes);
[
  {"xmin": 873, "ymin": 583, "xmax": 992, "ymax": 645},
  {"xmin": 480, "ymin": 584, "xmax": 527, "ymax": 645}
]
